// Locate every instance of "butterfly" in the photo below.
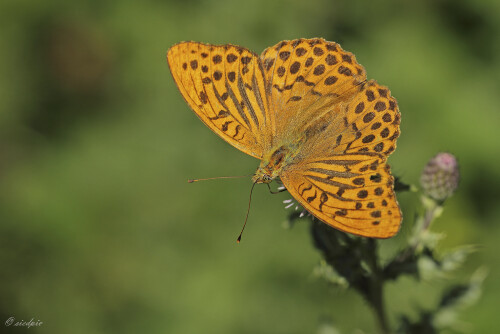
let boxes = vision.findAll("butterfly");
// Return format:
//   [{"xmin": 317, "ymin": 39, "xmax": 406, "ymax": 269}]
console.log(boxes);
[{"xmin": 167, "ymin": 38, "xmax": 401, "ymax": 238}]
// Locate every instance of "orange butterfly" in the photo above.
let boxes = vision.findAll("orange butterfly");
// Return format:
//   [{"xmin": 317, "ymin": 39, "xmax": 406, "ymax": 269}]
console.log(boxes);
[{"xmin": 167, "ymin": 38, "xmax": 401, "ymax": 238}]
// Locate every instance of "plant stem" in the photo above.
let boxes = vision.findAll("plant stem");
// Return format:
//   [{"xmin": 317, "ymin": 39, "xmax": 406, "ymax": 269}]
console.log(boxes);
[
  {"xmin": 372, "ymin": 278, "xmax": 390, "ymax": 334},
  {"xmin": 367, "ymin": 239, "xmax": 391, "ymax": 334}
]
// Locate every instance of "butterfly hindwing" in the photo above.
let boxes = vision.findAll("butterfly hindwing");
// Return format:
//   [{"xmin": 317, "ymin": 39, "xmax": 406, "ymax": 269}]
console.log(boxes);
[
  {"xmin": 281, "ymin": 154, "xmax": 401, "ymax": 238},
  {"xmin": 280, "ymin": 79, "xmax": 401, "ymax": 238},
  {"xmin": 167, "ymin": 42, "xmax": 272, "ymax": 159}
]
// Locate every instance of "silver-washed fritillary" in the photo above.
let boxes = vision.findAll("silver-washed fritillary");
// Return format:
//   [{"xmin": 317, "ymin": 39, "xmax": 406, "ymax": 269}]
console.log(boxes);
[{"xmin": 167, "ymin": 38, "xmax": 402, "ymax": 238}]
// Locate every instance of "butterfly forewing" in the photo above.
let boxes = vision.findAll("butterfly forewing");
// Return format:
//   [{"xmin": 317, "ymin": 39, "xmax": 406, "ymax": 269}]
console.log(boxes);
[
  {"xmin": 281, "ymin": 154, "xmax": 401, "ymax": 238},
  {"xmin": 260, "ymin": 39, "xmax": 367, "ymax": 141},
  {"xmin": 338, "ymin": 80, "xmax": 400, "ymax": 156},
  {"xmin": 167, "ymin": 42, "xmax": 272, "ymax": 158}
]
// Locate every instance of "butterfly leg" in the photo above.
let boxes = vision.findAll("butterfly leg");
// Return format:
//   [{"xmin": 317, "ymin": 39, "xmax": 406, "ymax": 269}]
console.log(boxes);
[{"xmin": 266, "ymin": 183, "xmax": 288, "ymax": 194}]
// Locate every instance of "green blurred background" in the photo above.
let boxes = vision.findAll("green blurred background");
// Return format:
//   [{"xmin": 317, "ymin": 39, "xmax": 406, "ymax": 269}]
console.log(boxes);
[{"xmin": 0, "ymin": 0, "xmax": 499, "ymax": 333}]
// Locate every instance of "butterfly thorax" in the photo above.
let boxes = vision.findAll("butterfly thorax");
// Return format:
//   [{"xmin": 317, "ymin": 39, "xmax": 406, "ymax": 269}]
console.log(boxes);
[{"xmin": 252, "ymin": 144, "xmax": 300, "ymax": 184}]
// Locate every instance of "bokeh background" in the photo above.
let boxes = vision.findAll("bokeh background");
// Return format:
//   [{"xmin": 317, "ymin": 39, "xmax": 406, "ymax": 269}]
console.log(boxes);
[{"xmin": 0, "ymin": 0, "xmax": 499, "ymax": 333}]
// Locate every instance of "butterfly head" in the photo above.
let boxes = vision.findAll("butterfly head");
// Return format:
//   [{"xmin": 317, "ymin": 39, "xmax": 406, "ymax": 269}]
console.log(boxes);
[{"xmin": 252, "ymin": 169, "xmax": 274, "ymax": 184}]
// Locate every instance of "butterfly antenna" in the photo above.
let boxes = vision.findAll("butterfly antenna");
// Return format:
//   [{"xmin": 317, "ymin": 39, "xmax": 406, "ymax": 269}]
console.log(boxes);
[
  {"xmin": 237, "ymin": 180, "xmax": 258, "ymax": 243},
  {"xmin": 188, "ymin": 174, "xmax": 252, "ymax": 183}
]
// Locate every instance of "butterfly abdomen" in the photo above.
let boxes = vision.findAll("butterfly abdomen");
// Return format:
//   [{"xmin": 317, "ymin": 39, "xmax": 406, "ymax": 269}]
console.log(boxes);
[{"xmin": 304, "ymin": 117, "xmax": 330, "ymax": 140}]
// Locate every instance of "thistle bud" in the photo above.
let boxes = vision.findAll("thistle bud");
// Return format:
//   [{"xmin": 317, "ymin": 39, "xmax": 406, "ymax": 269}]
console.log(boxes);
[{"xmin": 420, "ymin": 152, "xmax": 460, "ymax": 202}]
